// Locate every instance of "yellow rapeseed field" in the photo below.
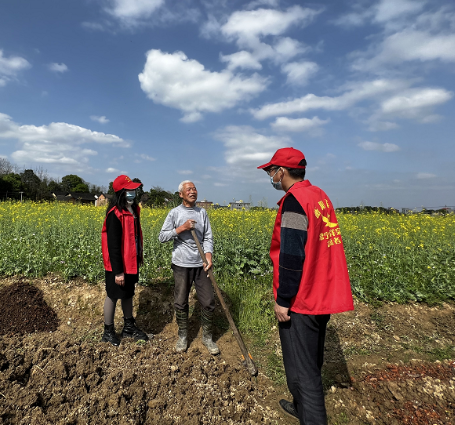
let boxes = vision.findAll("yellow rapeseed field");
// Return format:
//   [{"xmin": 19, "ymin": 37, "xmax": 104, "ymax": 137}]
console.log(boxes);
[{"xmin": 0, "ymin": 201, "xmax": 454, "ymax": 304}]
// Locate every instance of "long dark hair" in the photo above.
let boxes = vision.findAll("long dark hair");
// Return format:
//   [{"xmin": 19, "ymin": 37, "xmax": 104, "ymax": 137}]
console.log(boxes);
[{"xmin": 106, "ymin": 189, "xmax": 139, "ymax": 216}]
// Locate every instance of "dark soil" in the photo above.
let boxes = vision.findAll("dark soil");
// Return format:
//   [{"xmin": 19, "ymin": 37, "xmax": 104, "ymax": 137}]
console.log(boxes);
[
  {"xmin": 0, "ymin": 276, "xmax": 454, "ymax": 424},
  {"xmin": 0, "ymin": 281, "xmax": 58, "ymax": 335}
]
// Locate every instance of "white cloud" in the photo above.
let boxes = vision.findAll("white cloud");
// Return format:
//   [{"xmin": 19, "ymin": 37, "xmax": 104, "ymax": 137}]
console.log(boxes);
[
  {"xmin": 0, "ymin": 113, "xmax": 126, "ymax": 171},
  {"xmin": 105, "ymin": 0, "xmax": 164, "ymax": 27},
  {"xmin": 353, "ymin": 30, "xmax": 455, "ymax": 72},
  {"xmin": 374, "ymin": 0, "xmax": 427, "ymax": 24},
  {"xmin": 272, "ymin": 37, "xmax": 308, "ymax": 63},
  {"xmin": 417, "ymin": 172, "xmax": 436, "ymax": 179},
  {"xmin": 252, "ymin": 79, "xmax": 409, "ymax": 120},
  {"xmin": 367, "ymin": 120, "xmax": 399, "ymax": 132},
  {"xmin": 281, "ymin": 61, "xmax": 318, "ymax": 85},
  {"xmin": 178, "ymin": 170, "xmax": 193, "ymax": 175},
  {"xmin": 48, "ymin": 63, "xmax": 68, "ymax": 73},
  {"xmin": 106, "ymin": 167, "xmax": 119, "ymax": 173},
  {"xmin": 221, "ymin": 6, "xmax": 319, "ymax": 47},
  {"xmin": 380, "ymin": 88, "xmax": 453, "ymax": 119},
  {"xmin": 90, "ymin": 115, "xmax": 110, "ymax": 124},
  {"xmin": 358, "ymin": 141, "xmax": 400, "ymax": 152},
  {"xmin": 271, "ymin": 116, "xmax": 329, "ymax": 132},
  {"xmin": 214, "ymin": 125, "xmax": 290, "ymax": 165},
  {"xmin": 219, "ymin": 6, "xmax": 320, "ymax": 66},
  {"xmin": 138, "ymin": 49, "xmax": 267, "ymax": 122},
  {"xmin": 214, "ymin": 182, "xmax": 228, "ymax": 187},
  {"xmin": 220, "ymin": 51, "xmax": 262, "ymax": 71},
  {"xmin": 333, "ymin": 0, "xmax": 426, "ymax": 28},
  {"xmin": 0, "ymin": 49, "xmax": 30, "ymax": 85}
]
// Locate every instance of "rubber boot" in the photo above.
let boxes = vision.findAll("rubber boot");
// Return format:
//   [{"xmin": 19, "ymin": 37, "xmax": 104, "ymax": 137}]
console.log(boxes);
[
  {"xmin": 201, "ymin": 309, "xmax": 220, "ymax": 355},
  {"xmin": 175, "ymin": 308, "xmax": 188, "ymax": 353},
  {"xmin": 121, "ymin": 317, "xmax": 149, "ymax": 341},
  {"xmin": 101, "ymin": 323, "xmax": 120, "ymax": 346}
]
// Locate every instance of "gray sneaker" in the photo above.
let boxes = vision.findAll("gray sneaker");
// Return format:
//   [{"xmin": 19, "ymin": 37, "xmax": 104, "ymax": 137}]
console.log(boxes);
[{"xmin": 278, "ymin": 399, "xmax": 299, "ymax": 421}]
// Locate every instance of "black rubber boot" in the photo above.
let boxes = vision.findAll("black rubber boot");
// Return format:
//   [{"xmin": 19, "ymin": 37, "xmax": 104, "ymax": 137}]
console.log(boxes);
[
  {"xmin": 175, "ymin": 308, "xmax": 188, "ymax": 353},
  {"xmin": 121, "ymin": 317, "xmax": 149, "ymax": 341},
  {"xmin": 201, "ymin": 309, "xmax": 220, "ymax": 355},
  {"xmin": 101, "ymin": 324, "xmax": 120, "ymax": 346}
]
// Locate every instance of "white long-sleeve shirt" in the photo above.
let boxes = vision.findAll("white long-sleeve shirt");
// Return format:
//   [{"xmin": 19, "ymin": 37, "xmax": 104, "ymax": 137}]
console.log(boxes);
[{"xmin": 159, "ymin": 204, "xmax": 213, "ymax": 267}]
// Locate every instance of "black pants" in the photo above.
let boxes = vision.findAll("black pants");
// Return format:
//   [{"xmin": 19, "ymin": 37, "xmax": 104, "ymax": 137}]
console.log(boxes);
[
  {"xmin": 172, "ymin": 264, "xmax": 215, "ymax": 312},
  {"xmin": 279, "ymin": 312, "xmax": 330, "ymax": 425}
]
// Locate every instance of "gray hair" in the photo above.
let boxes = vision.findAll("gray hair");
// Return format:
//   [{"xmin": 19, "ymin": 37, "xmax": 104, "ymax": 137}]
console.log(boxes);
[{"xmin": 178, "ymin": 180, "xmax": 194, "ymax": 193}]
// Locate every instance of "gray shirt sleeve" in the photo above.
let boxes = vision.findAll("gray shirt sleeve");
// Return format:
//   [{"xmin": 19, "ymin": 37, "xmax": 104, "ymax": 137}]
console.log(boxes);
[
  {"xmin": 202, "ymin": 209, "xmax": 213, "ymax": 254},
  {"xmin": 159, "ymin": 210, "xmax": 178, "ymax": 243}
]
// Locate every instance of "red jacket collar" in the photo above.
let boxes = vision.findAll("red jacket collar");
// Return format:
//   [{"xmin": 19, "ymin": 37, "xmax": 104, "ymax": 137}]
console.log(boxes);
[{"xmin": 277, "ymin": 180, "xmax": 312, "ymax": 206}]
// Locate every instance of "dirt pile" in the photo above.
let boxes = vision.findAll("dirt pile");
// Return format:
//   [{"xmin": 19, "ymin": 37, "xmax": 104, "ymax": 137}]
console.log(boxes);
[
  {"xmin": 0, "ymin": 333, "xmax": 277, "ymax": 424},
  {"xmin": 0, "ymin": 281, "xmax": 58, "ymax": 335}
]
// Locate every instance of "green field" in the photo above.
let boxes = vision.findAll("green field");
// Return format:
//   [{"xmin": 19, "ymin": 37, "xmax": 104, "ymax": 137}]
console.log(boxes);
[{"xmin": 1, "ymin": 201, "xmax": 454, "ymax": 335}]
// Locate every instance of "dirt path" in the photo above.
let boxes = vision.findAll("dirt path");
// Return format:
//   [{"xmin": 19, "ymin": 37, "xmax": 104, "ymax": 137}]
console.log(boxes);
[{"xmin": 0, "ymin": 276, "xmax": 454, "ymax": 424}]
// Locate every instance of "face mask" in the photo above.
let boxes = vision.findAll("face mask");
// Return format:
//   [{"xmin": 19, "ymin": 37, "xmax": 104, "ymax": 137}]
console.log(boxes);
[
  {"xmin": 270, "ymin": 168, "xmax": 283, "ymax": 191},
  {"xmin": 126, "ymin": 191, "xmax": 136, "ymax": 204}
]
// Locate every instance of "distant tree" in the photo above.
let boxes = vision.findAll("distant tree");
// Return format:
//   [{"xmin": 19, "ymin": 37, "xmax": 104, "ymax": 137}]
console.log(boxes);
[
  {"xmin": 132, "ymin": 178, "xmax": 144, "ymax": 201},
  {"xmin": 145, "ymin": 186, "xmax": 178, "ymax": 207},
  {"xmin": 108, "ymin": 182, "xmax": 114, "ymax": 195},
  {"xmin": 0, "ymin": 158, "xmax": 17, "ymax": 176},
  {"xmin": 21, "ymin": 169, "xmax": 41, "ymax": 200},
  {"xmin": 0, "ymin": 173, "xmax": 23, "ymax": 200},
  {"xmin": 72, "ymin": 182, "xmax": 90, "ymax": 193},
  {"xmin": 62, "ymin": 174, "xmax": 87, "ymax": 192},
  {"xmin": 48, "ymin": 180, "xmax": 63, "ymax": 193}
]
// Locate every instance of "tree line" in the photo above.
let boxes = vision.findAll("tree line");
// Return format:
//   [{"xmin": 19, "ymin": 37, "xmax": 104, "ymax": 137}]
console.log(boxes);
[{"xmin": 0, "ymin": 158, "xmax": 180, "ymax": 207}]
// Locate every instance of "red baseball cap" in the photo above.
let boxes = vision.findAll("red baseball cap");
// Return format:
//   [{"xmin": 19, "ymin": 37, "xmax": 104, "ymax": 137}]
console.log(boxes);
[
  {"xmin": 113, "ymin": 175, "xmax": 141, "ymax": 192},
  {"xmin": 257, "ymin": 147, "xmax": 306, "ymax": 170}
]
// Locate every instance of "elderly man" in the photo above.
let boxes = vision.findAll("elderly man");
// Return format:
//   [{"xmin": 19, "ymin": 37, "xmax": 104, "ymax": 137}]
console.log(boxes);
[
  {"xmin": 258, "ymin": 148, "xmax": 354, "ymax": 425},
  {"xmin": 159, "ymin": 180, "xmax": 219, "ymax": 355}
]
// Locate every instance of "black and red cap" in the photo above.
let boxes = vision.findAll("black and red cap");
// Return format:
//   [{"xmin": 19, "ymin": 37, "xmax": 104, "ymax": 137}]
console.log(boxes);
[
  {"xmin": 113, "ymin": 175, "xmax": 141, "ymax": 192},
  {"xmin": 257, "ymin": 147, "xmax": 306, "ymax": 170}
]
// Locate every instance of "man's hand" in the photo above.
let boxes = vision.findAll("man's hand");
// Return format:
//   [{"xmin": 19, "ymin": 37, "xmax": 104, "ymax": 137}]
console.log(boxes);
[
  {"xmin": 203, "ymin": 252, "xmax": 213, "ymax": 272},
  {"xmin": 274, "ymin": 302, "xmax": 290, "ymax": 322},
  {"xmin": 176, "ymin": 219, "xmax": 197, "ymax": 234},
  {"xmin": 115, "ymin": 273, "xmax": 125, "ymax": 286}
]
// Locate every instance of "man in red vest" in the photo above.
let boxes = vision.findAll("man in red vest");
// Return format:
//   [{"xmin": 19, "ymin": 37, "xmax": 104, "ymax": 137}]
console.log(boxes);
[{"xmin": 258, "ymin": 147, "xmax": 354, "ymax": 425}]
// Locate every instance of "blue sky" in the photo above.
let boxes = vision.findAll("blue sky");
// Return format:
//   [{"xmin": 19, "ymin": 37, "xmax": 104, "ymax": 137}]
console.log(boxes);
[{"xmin": 0, "ymin": 0, "xmax": 454, "ymax": 209}]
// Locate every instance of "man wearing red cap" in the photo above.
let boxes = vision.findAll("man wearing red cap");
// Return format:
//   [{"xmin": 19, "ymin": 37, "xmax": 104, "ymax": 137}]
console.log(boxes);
[{"xmin": 258, "ymin": 148, "xmax": 354, "ymax": 425}]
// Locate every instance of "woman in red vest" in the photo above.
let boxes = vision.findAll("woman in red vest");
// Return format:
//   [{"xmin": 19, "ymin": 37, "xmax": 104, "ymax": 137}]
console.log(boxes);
[{"xmin": 101, "ymin": 175, "xmax": 148, "ymax": 346}]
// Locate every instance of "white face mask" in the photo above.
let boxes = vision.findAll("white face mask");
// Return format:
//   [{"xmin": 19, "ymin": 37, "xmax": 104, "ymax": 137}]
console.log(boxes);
[{"xmin": 270, "ymin": 168, "xmax": 283, "ymax": 191}]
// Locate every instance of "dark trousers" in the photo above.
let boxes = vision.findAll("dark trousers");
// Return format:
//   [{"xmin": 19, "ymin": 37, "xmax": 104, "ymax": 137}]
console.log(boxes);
[
  {"xmin": 279, "ymin": 312, "xmax": 330, "ymax": 425},
  {"xmin": 172, "ymin": 264, "xmax": 215, "ymax": 312}
]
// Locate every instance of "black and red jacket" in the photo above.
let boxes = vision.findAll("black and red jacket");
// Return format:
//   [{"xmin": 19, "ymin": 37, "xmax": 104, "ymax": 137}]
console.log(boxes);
[
  {"xmin": 101, "ymin": 206, "xmax": 143, "ymax": 275},
  {"xmin": 270, "ymin": 180, "xmax": 354, "ymax": 315}
]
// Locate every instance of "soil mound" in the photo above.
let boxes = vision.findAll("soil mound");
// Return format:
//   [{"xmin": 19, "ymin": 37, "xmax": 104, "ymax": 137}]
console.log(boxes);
[{"xmin": 0, "ymin": 281, "xmax": 59, "ymax": 335}]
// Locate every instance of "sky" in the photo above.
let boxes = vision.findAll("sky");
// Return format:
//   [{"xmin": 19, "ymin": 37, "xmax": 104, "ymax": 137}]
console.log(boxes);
[{"xmin": 0, "ymin": 0, "xmax": 454, "ymax": 210}]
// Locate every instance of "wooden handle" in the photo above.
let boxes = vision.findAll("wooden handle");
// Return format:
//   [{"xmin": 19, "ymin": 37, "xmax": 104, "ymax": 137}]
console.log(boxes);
[{"xmin": 191, "ymin": 230, "xmax": 258, "ymax": 376}]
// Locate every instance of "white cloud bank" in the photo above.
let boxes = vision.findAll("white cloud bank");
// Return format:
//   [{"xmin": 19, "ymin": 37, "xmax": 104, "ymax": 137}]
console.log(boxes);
[
  {"xmin": 281, "ymin": 61, "xmax": 318, "ymax": 86},
  {"xmin": 0, "ymin": 113, "xmax": 125, "ymax": 171},
  {"xmin": 0, "ymin": 49, "xmax": 30, "ymax": 86},
  {"xmin": 138, "ymin": 49, "xmax": 267, "ymax": 122},
  {"xmin": 253, "ymin": 79, "xmax": 453, "ymax": 126},
  {"xmin": 358, "ymin": 141, "xmax": 400, "ymax": 152}
]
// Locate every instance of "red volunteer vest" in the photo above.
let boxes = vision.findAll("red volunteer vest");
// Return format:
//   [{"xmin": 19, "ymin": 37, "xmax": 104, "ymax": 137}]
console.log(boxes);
[
  {"xmin": 101, "ymin": 206, "xmax": 143, "ymax": 275},
  {"xmin": 270, "ymin": 180, "xmax": 354, "ymax": 315}
]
